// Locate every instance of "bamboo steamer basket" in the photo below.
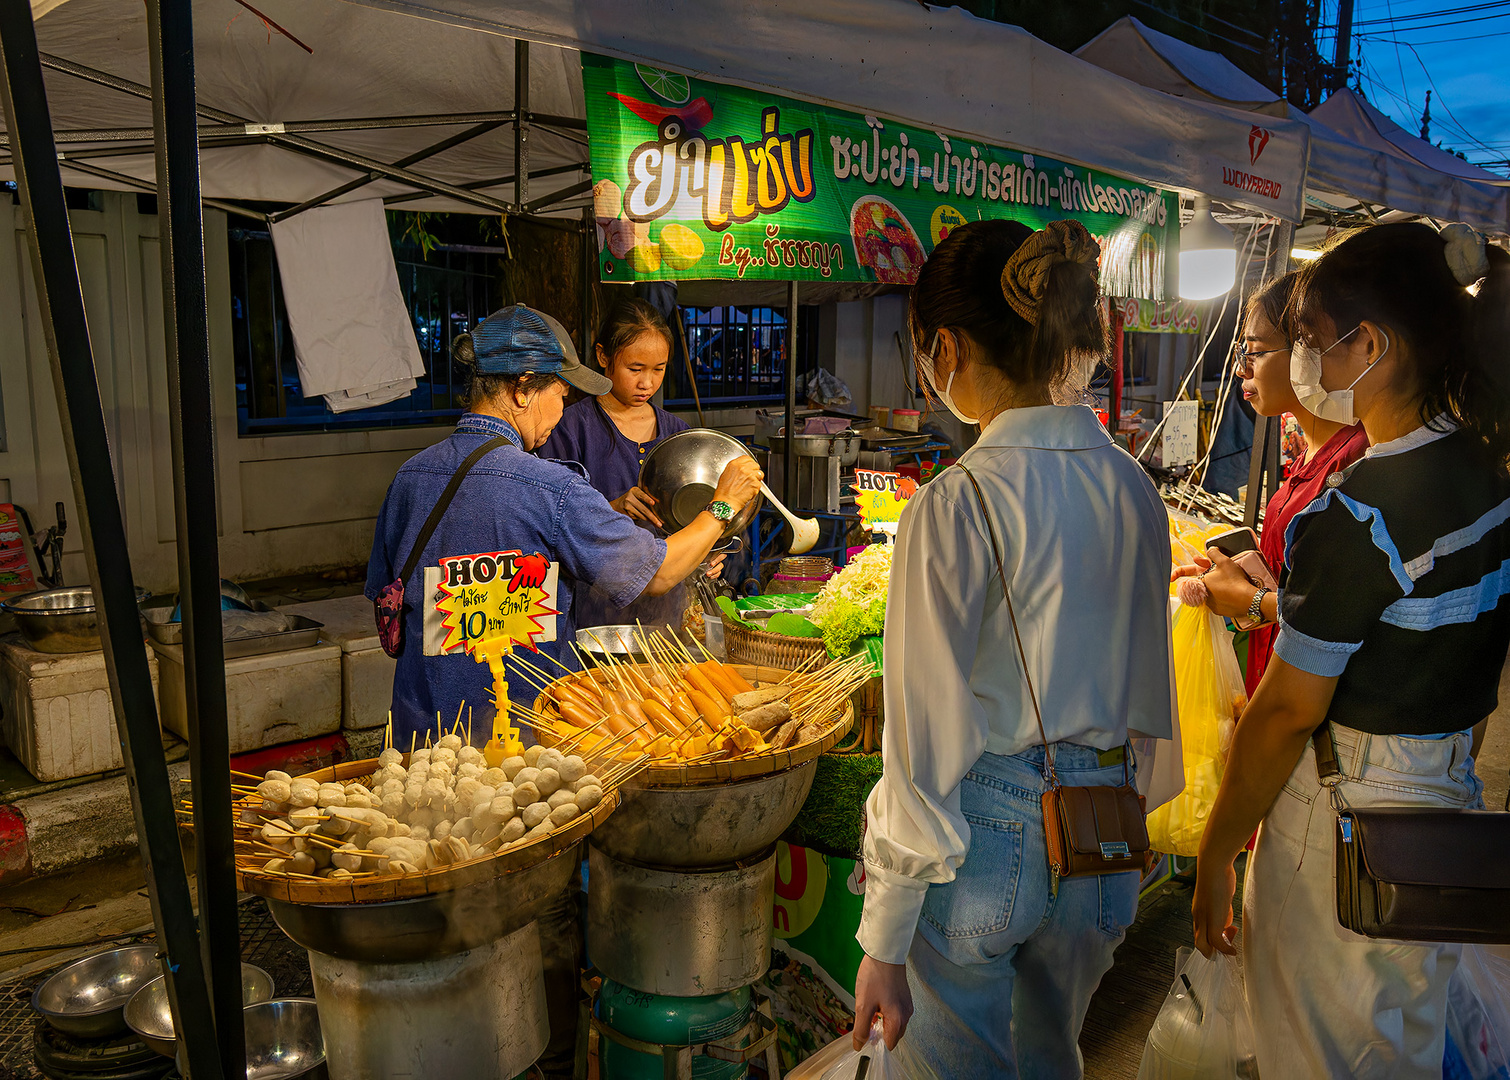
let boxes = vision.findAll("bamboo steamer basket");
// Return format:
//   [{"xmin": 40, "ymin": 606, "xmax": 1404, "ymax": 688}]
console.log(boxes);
[
  {"xmin": 232, "ymin": 755, "xmax": 620, "ymax": 906},
  {"xmin": 534, "ymin": 663, "xmax": 853, "ymax": 787}
]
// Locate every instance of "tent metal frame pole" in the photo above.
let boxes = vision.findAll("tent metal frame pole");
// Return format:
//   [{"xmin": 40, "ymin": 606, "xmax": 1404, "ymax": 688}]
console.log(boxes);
[
  {"xmin": 515, "ymin": 39, "xmax": 529, "ymax": 212},
  {"xmin": 0, "ymin": 133, "xmax": 270, "ymax": 164},
  {"xmin": 381, "ymin": 161, "xmax": 585, "ymax": 207},
  {"xmin": 37, "ymin": 52, "xmax": 514, "ymax": 214},
  {"xmin": 0, "ymin": 8, "xmax": 226, "ymax": 1079},
  {"xmin": 1242, "ymin": 221, "xmax": 1296, "ymax": 529},
  {"xmin": 41, "ymin": 156, "xmax": 269, "ymax": 222},
  {"xmin": 269, "ymin": 119, "xmax": 508, "ymax": 222},
  {"xmin": 525, "ymin": 177, "xmax": 591, "ymax": 213},
  {"xmin": 785, "ymin": 281, "xmax": 798, "ymax": 508},
  {"xmin": 1, "ymin": 111, "xmax": 520, "ymax": 144},
  {"xmin": 145, "ymin": 3, "xmax": 245, "ymax": 1075}
]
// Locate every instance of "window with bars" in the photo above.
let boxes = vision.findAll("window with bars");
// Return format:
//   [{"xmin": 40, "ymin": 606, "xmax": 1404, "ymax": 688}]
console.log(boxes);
[
  {"xmin": 666, "ymin": 305, "xmax": 819, "ymax": 406},
  {"xmin": 229, "ymin": 230, "xmax": 500, "ymax": 435}
]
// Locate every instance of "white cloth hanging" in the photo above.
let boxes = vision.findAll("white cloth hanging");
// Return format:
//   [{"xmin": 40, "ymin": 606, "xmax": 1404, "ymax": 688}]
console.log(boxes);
[{"xmin": 269, "ymin": 198, "xmax": 426, "ymax": 412}]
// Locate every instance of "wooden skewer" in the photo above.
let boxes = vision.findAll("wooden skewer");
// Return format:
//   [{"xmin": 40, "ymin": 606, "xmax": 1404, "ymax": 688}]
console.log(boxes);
[{"xmin": 230, "ymin": 769, "xmax": 266, "ymax": 781}]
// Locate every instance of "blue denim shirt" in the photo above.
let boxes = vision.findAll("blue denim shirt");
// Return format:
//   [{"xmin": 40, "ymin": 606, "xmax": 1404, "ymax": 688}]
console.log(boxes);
[{"xmin": 365, "ymin": 413, "xmax": 667, "ymax": 745}]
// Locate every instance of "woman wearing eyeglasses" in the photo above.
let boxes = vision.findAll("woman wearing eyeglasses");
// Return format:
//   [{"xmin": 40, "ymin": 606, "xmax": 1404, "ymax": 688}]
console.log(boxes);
[{"xmin": 1173, "ymin": 272, "xmax": 1368, "ymax": 693}]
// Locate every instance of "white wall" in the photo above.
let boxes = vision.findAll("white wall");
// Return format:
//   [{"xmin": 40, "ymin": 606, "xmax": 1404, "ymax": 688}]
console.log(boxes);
[{"xmin": 0, "ymin": 193, "xmax": 448, "ymax": 594}]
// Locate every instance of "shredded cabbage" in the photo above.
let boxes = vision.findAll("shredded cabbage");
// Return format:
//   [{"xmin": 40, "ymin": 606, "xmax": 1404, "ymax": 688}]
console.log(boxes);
[{"xmin": 809, "ymin": 544, "xmax": 893, "ymax": 656}]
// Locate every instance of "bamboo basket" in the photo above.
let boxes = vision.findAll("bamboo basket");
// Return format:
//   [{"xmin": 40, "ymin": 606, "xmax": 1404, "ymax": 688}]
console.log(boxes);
[
  {"xmin": 231, "ymin": 756, "xmax": 620, "ymax": 906},
  {"xmin": 534, "ymin": 662, "xmax": 853, "ymax": 787},
  {"xmin": 720, "ymin": 615, "xmax": 828, "ymax": 669}
]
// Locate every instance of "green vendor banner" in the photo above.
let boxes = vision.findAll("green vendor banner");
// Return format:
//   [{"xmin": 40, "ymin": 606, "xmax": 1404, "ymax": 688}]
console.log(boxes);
[
  {"xmin": 583, "ymin": 53, "xmax": 1178, "ymax": 298},
  {"xmin": 1120, "ymin": 297, "xmax": 1205, "ymax": 334}
]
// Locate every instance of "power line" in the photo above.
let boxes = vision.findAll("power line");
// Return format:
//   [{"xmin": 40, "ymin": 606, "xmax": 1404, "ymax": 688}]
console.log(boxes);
[
  {"xmin": 1354, "ymin": 0, "xmax": 1510, "ymax": 26},
  {"xmin": 1355, "ymin": 9, "xmax": 1510, "ymax": 31},
  {"xmin": 1358, "ymin": 25, "xmax": 1510, "ymax": 42}
]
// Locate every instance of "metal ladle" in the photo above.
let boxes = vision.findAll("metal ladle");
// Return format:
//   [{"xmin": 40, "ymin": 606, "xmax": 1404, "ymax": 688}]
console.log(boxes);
[{"xmin": 761, "ymin": 482, "xmax": 821, "ymax": 554}]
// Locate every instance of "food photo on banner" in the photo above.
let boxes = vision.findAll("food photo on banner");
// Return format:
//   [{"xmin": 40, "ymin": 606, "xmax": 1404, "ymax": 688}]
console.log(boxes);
[{"xmin": 583, "ymin": 54, "xmax": 1178, "ymax": 298}]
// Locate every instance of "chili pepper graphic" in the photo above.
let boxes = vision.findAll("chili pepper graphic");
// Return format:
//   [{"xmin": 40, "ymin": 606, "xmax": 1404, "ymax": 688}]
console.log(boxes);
[
  {"xmin": 608, "ymin": 91, "xmax": 714, "ymax": 132},
  {"xmin": 509, "ymin": 553, "xmax": 550, "ymax": 593}
]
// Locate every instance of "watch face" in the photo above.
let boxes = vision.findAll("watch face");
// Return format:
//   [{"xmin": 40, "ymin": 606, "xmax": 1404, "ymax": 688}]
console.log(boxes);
[{"xmin": 709, "ymin": 500, "xmax": 733, "ymax": 522}]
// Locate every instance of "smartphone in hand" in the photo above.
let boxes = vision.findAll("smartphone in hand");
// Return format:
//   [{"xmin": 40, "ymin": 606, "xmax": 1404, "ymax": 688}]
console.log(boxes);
[{"xmin": 1206, "ymin": 527, "xmax": 1260, "ymax": 559}]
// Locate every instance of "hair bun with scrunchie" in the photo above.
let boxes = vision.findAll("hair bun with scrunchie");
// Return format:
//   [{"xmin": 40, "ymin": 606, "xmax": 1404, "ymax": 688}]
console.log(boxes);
[
  {"xmin": 1440, "ymin": 223, "xmax": 1490, "ymax": 287},
  {"xmin": 1000, "ymin": 219, "xmax": 1102, "ymax": 325}
]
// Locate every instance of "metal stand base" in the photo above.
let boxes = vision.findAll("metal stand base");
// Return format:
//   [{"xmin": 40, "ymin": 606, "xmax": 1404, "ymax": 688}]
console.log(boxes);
[
  {"xmin": 307, "ymin": 921, "xmax": 549, "ymax": 1080},
  {"xmin": 587, "ymin": 846, "xmax": 776, "ymax": 997}
]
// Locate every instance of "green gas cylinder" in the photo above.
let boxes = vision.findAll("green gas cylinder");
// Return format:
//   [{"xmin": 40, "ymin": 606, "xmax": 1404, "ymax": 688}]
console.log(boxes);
[{"xmin": 596, "ymin": 979, "xmax": 753, "ymax": 1079}]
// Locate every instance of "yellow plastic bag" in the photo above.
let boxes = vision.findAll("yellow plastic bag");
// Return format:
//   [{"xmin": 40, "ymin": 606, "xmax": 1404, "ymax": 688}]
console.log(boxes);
[{"xmin": 1146, "ymin": 605, "xmax": 1247, "ymax": 856}]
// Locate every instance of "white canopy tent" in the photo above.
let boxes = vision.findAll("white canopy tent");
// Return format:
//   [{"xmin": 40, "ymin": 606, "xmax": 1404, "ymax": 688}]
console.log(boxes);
[
  {"xmin": 1076, "ymin": 16, "xmax": 1510, "ymax": 235},
  {"xmin": 6, "ymin": 0, "xmax": 1312, "ymax": 224}
]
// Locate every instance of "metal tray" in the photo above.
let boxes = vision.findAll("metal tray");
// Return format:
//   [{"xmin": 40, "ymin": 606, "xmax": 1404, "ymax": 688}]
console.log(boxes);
[
  {"xmin": 142, "ymin": 603, "xmax": 325, "ymax": 658},
  {"xmin": 860, "ymin": 427, "xmax": 932, "ymax": 449}
]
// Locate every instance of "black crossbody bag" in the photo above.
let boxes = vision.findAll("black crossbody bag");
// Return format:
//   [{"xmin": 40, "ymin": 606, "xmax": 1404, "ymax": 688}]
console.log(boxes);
[
  {"xmin": 1314, "ymin": 722, "xmax": 1510, "ymax": 944},
  {"xmin": 373, "ymin": 436, "xmax": 508, "ymax": 658}
]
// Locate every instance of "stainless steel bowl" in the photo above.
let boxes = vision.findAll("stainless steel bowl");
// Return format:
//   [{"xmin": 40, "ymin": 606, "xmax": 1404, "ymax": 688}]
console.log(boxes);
[
  {"xmin": 576, "ymin": 625, "xmax": 653, "ymax": 665},
  {"xmin": 590, "ymin": 760, "xmax": 819, "ymax": 866},
  {"xmin": 639, "ymin": 429, "xmax": 762, "ymax": 540},
  {"xmin": 125, "ymin": 963, "xmax": 275, "ymax": 1058},
  {"xmin": 30, "ymin": 944, "xmax": 161, "ymax": 1038},
  {"xmin": 243, "ymin": 998, "xmax": 327, "ymax": 1080},
  {"xmin": 1, "ymin": 585, "xmax": 148, "ymax": 653}
]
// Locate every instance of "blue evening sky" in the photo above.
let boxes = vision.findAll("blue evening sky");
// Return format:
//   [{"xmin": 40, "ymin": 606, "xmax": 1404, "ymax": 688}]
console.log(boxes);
[{"xmin": 1315, "ymin": 0, "xmax": 1510, "ymax": 174}]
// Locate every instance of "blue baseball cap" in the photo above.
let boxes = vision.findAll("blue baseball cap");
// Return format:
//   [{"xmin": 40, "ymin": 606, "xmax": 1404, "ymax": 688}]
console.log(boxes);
[{"xmin": 470, "ymin": 305, "xmax": 612, "ymax": 396}]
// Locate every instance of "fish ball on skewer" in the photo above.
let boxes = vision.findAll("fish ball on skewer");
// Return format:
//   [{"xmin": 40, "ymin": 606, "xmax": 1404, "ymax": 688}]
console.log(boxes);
[
  {"xmin": 537, "ymin": 749, "xmax": 564, "ymax": 773},
  {"xmin": 432, "ymin": 747, "xmax": 458, "ymax": 767},
  {"xmin": 521, "ymin": 803, "xmax": 551, "ymax": 829},
  {"xmin": 407, "ymin": 761, "xmax": 430, "ymax": 782},
  {"xmin": 288, "ymin": 806, "xmax": 322, "ymax": 830},
  {"xmin": 447, "ymin": 836, "xmax": 471, "ymax": 863},
  {"xmin": 455, "ymin": 778, "xmax": 482, "ymax": 806},
  {"xmin": 408, "ymin": 825, "xmax": 430, "ymax": 843},
  {"xmin": 513, "ymin": 767, "xmax": 541, "ymax": 789},
  {"xmin": 498, "ymin": 818, "xmax": 526, "ymax": 844},
  {"xmin": 482, "ymin": 767, "xmax": 509, "ymax": 787},
  {"xmin": 546, "ymin": 789, "xmax": 576, "ymax": 811},
  {"xmin": 457, "ymin": 763, "xmax": 483, "ymax": 780},
  {"xmin": 535, "ymin": 768, "xmax": 561, "ymax": 797},
  {"xmin": 457, "ymin": 746, "xmax": 484, "ymax": 766},
  {"xmin": 331, "ymin": 844, "xmax": 364, "ymax": 872},
  {"xmin": 377, "ymin": 747, "xmax": 403, "ymax": 768},
  {"xmin": 287, "ymin": 852, "xmax": 317, "ymax": 876},
  {"xmin": 288, "ymin": 782, "xmax": 319, "ymax": 809},
  {"xmin": 261, "ymin": 820, "xmax": 296, "ymax": 847},
  {"xmin": 380, "ymin": 792, "xmax": 405, "ymax": 819},
  {"xmin": 257, "ymin": 779, "xmax": 291, "ymax": 804},
  {"xmin": 501, "ymin": 756, "xmax": 527, "ymax": 779},
  {"xmin": 558, "ymin": 756, "xmax": 586, "ymax": 785},
  {"xmin": 426, "ymin": 839, "xmax": 453, "ymax": 866},
  {"xmin": 477, "ymin": 822, "xmax": 502, "ymax": 847},
  {"xmin": 262, "ymin": 858, "xmax": 287, "ymax": 873},
  {"xmin": 433, "ymin": 820, "xmax": 453, "ymax": 842},
  {"xmin": 548, "ymin": 804, "xmax": 578, "ymax": 828},
  {"xmin": 317, "ymin": 785, "xmax": 347, "ymax": 808},
  {"xmin": 437, "ymin": 733, "xmax": 463, "ymax": 751},
  {"xmin": 574, "ymin": 785, "xmax": 604, "ymax": 811},
  {"xmin": 422, "ymin": 778, "xmax": 448, "ymax": 806},
  {"xmin": 320, "ymin": 813, "xmax": 352, "ymax": 837},
  {"xmin": 487, "ymin": 795, "xmax": 515, "ymax": 823},
  {"xmin": 265, "ymin": 770, "xmax": 292, "ymax": 783},
  {"xmin": 452, "ymin": 816, "xmax": 475, "ymax": 843},
  {"xmin": 410, "ymin": 747, "xmax": 431, "ymax": 763},
  {"xmin": 522, "ymin": 745, "xmax": 544, "ymax": 768},
  {"xmin": 572, "ymin": 774, "xmax": 601, "ymax": 793},
  {"xmin": 511, "ymin": 782, "xmax": 540, "ymax": 807}
]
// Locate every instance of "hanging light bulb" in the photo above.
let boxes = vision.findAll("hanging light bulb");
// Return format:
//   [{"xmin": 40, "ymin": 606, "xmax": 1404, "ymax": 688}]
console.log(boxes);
[{"xmin": 1178, "ymin": 194, "xmax": 1237, "ymax": 300}]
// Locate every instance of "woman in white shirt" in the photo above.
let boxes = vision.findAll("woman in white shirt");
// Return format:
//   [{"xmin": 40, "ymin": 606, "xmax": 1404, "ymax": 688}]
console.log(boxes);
[{"xmin": 853, "ymin": 219, "xmax": 1175, "ymax": 1075}]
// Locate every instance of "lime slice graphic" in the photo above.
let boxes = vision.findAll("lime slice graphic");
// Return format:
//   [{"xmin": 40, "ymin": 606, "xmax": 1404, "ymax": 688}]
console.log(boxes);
[{"xmin": 635, "ymin": 64, "xmax": 691, "ymax": 104}]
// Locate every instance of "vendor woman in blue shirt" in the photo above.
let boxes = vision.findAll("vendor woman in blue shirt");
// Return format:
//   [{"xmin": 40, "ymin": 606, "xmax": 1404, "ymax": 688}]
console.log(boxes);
[
  {"xmin": 366, "ymin": 304, "xmax": 760, "ymax": 749},
  {"xmin": 537, "ymin": 299, "xmax": 702, "ymax": 634}
]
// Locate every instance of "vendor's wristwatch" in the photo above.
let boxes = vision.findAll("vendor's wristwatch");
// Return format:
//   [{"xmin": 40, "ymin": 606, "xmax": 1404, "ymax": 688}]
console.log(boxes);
[
  {"xmin": 706, "ymin": 500, "xmax": 735, "ymax": 523},
  {"xmin": 1248, "ymin": 587, "xmax": 1272, "ymax": 625}
]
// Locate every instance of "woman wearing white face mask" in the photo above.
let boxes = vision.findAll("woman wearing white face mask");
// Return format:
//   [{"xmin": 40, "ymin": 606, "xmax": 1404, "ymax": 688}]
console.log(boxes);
[
  {"xmin": 851, "ymin": 219, "xmax": 1175, "ymax": 1076},
  {"xmin": 1193, "ymin": 223, "xmax": 1510, "ymax": 1079}
]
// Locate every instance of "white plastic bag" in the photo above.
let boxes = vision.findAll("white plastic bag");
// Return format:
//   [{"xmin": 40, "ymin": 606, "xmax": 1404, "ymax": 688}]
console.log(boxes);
[
  {"xmin": 1445, "ymin": 945, "xmax": 1510, "ymax": 1079},
  {"xmin": 786, "ymin": 1021, "xmax": 918, "ymax": 1080},
  {"xmin": 1138, "ymin": 947, "xmax": 1259, "ymax": 1080}
]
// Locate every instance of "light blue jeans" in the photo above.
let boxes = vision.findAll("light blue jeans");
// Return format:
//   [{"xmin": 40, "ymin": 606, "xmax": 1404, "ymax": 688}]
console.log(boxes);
[{"xmin": 895, "ymin": 743, "xmax": 1142, "ymax": 1079}]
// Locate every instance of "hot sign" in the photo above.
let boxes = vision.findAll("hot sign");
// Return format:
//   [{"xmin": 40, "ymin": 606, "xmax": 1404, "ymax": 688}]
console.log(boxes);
[
  {"xmin": 853, "ymin": 469, "xmax": 918, "ymax": 531},
  {"xmin": 425, "ymin": 550, "xmax": 560, "ymax": 656}
]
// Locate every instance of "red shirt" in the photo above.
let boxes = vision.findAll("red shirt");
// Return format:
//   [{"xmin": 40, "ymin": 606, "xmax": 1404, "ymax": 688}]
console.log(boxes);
[{"xmin": 1245, "ymin": 422, "xmax": 1371, "ymax": 696}]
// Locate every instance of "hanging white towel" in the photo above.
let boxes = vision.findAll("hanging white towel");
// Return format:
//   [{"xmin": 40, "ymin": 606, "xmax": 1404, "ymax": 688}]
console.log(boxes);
[{"xmin": 269, "ymin": 199, "xmax": 426, "ymax": 411}]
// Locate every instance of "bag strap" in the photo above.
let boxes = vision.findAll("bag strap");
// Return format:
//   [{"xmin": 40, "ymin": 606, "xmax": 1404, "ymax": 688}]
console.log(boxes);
[
  {"xmin": 397, "ymin": 435, "xmax": 510, "ymax": 588},
  {"xmin": 957, "ymin": 462, "xmax": 1059, "ymax": 788}
]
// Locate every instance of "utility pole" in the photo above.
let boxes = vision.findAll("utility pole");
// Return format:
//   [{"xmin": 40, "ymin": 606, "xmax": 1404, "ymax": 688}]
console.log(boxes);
[
  {"xmin": 1420, "ymin": 90, "xmax": 1433, "ymax": 141},
  {"xmin": 1334, "ymin": 0, "xmax": 1355, "ymax": 90}
]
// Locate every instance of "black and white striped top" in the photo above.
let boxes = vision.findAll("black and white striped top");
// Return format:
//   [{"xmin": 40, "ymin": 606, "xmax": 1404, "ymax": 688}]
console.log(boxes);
[{"xmin": 1274, "ymin": 420, "xmax": 1510, "ymax": 736}]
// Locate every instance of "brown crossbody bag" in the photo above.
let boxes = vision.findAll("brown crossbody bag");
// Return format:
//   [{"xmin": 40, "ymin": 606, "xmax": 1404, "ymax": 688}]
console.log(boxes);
[{"xmin": 959, "ymin": 463, "xmax": 1152, "ymax": 878}]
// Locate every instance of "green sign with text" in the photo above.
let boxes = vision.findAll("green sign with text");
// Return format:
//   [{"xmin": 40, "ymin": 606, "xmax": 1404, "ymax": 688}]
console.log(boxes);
[{"xmin": 583, "ymin": 53, "xmax": 1177, "ymax": 297}]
